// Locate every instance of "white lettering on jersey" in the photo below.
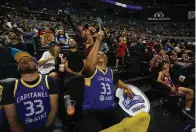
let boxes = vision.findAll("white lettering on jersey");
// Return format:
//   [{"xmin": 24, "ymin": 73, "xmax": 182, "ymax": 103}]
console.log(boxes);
[
  {"xmin": 25, "ymin": 112, "xmax": 47, "ymax": 124},
  {"xmin": 98, "ymin": 76, "xmax": 112, "ymax": 82},
  {"xmin": 17, "ymin": 92, "xmax": 48, "ymax": 103}
]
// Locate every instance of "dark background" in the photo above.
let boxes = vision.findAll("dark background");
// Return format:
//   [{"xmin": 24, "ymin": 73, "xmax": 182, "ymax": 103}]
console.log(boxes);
[{"xmin": 0, "ymin": 0, "xmax": 194, "ymax": 21}]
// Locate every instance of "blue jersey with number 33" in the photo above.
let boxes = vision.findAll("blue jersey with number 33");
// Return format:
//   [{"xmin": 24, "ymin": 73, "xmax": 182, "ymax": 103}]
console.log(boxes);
[
  {"xmin": 14, "ymin": 74, "xmax": 51, "ymax": 129},
  {"xmin": 83, "ymin": 66, "xmax": 116, "ymax": 110}
]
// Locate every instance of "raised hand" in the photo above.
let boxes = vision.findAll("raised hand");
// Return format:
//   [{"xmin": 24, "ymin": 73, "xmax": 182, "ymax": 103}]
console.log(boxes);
[{"xmin": 97, "ymin": 24, "xmax": 104, "ymax": 41}]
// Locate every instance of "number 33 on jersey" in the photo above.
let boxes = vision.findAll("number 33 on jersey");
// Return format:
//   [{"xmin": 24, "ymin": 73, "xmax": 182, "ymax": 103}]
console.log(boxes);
[
  {"xmin": 14, "ymin": 74, "xmax": 51, "ymax": 129},
  {"xmin": 83, "ymin": 66, "xmax": 116, "ymax": 110}
]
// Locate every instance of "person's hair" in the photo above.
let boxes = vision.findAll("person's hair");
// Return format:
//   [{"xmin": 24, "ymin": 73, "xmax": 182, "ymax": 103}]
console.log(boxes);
[
  {"xmin": 154, "ymin": 44, "xmax": 162, "ymax": 53},
  {"xmin": 157, "ymin": 61, "xmax": 169, "ymax": 71},
  {"xmin": 49, "ymin": 46, "xmax": 57, "ymax": 57}
]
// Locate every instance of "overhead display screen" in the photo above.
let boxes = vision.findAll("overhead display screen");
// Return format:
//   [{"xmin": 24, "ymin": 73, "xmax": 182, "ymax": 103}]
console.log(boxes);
[{"xmin": 101, "ymin": 0, "xmax": 142, "ymax": 10}]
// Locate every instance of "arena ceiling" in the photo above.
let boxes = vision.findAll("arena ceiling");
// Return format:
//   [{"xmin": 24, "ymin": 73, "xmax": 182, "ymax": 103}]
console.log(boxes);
[{"xmin": 69, "ymin": 0, "xmax": 194, "ymax": 5}]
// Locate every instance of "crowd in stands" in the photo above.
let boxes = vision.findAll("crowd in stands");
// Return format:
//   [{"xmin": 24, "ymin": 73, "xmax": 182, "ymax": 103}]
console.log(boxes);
[
  {"xmin": 0, "ymin": 3, "xmax": 70, "ymax": 52},
  {"xmin": 73, "ymin": 13, "xmax": 195, "ymax": 37},
  {"xmin": 0, "ymin": 2, "xmax": 195, "ymax": 132}
]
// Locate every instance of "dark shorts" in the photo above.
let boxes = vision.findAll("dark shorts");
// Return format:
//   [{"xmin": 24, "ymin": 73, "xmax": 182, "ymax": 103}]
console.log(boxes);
[
  {"xmin": 83, "ymin": 106, "xmax": 129, "ymax": 132},
  {"xmin": 116, "ymin": 56, "xmax": 124, "ymax": 59}
]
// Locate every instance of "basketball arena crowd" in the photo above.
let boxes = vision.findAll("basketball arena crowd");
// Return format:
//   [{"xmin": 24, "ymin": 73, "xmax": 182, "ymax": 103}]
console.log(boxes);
[{"xmin": 0, "ymin": 2, "xmax": 195, "ymax": 132}]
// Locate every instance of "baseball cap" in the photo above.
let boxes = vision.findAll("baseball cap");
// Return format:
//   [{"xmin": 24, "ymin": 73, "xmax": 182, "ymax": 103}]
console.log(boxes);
[
  {"xmin": 14, "ymin": 51, "xmax": 35, "ymax": 63},
  {"xmin": 48, "ymin": 41, "xmax": 63, "ymax": 47}
]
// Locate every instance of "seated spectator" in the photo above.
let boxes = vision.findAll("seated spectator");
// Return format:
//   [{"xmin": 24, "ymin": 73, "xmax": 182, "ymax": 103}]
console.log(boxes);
[
  {"xmin": 182, "ymin": 50, "xmax": 192, "ymax": 64},
  {"xmin": 64, "ymin": 39, "xmax": 86, "ymax": 76},
  {"xmin": 161, "ymin": 50, "xmax": 170, "ymax": 64},
  {"xmin": 56, "ymin": 29, "xmax": 69, "ymax": 47},
  {"xmin": 164, "ymin": 42, "xmax": 173, "ymax": 53},
  {"xmin": 83, "ymin": 30, "xmax": 134, "ymax": 131},
  {"xmin": 150, "ymin": 48, "xmax": 165, "ymax": 70},
  {"xmin": 23, "ymin": 25, "xmax": 36, "ymax": 44},
  {"xmin": 146, "ymin": 38, "xmax": 153, "ymax": 47},
  {"xmin": 6, "ymin": 32, "xmax": 27, "ymax": 51},
  {"xmin": 170, "ymin": 50, "xmax": 193, "ymax": 68},
  {"xmin": 0, "ymin": 51, "xmax": 63, "ymax": 132},
  {"xmin": 38, "ymin": 41, "xmax": 65, "ymax": 78},
  {"xmin": 170, "ymin": 50, "xmax": 178, "ymax": 64},
  {"xmin": 174, "ymin": 44, "xmax": 181, "ymax": 53},
  {"xmin": 157, "ymin": 61, "xmax": 195, "ymax": 120},
  {"xmin": 40, "ymin": 27, "xmax": 54, "ymax": 47}
]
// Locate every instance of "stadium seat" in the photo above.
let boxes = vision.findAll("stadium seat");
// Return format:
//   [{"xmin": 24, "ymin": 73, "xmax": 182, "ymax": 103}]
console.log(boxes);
[
  {"xmin": 151, "ymin": 79, "xmax": 171, "ymax": 95},
  {"xmin": 151, "ymin": 79, "xmax": 185, "ymax": 118}
]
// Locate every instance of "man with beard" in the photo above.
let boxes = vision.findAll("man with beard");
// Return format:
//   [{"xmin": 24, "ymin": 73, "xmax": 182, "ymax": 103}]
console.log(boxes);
[
  {"xmin": 6, "ymin": 32, "xmax": 27, "ymax": 51},
  {"xmin": 63, "ymin": 39, "xmax": 86, "ymax": 132},
  {"xmin": 64, "ymin": 39, "xmax": 86, "ymax": 76},
  {"xmin": 0, "ymin": 51, "xmax": 63, "ymax": 132}
]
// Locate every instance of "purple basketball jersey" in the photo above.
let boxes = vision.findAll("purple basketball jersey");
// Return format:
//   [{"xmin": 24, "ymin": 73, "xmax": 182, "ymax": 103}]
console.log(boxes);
[
  {"xmin": 83, "ymin": 67, "xmax": 116, "ymax": 110},
  {"xmin": 14, "ymin": 74, "xmax": 51, "ymax": 129}
]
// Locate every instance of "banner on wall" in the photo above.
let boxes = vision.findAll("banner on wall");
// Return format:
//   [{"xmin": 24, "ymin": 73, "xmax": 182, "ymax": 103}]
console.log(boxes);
[
  {"xmin": 147, "ymin": 12, "xmax": 170, "ymax": 21},
  {"xmin": 141, "ymin": 7, "xmax": 194, "ymax": 22}
]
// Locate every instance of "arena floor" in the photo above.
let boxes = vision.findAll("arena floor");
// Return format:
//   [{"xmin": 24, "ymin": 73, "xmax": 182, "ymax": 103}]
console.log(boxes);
[
  {"xmin": 149, "ymin": 103, "xmax": 193, "ymax": 132},
  {"xmin": 138, "ymin": 83, "xmax": 195, "ymax": 132}
]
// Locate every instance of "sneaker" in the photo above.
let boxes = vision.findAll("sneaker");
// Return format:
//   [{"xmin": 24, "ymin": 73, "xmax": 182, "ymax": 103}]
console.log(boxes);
[{"xmin": 182, "ymin": 109, "xmax": 195, "ymax": 120}]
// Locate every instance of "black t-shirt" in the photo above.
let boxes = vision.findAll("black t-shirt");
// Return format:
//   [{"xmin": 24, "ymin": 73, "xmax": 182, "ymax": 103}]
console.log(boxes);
[
  {"xmin": 66, "ymin": 50, "xmax": 86, "ymax": 72},
  {"xmin": 0, "ymin": 75, "xmax": 58, "ymax": 105}
]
